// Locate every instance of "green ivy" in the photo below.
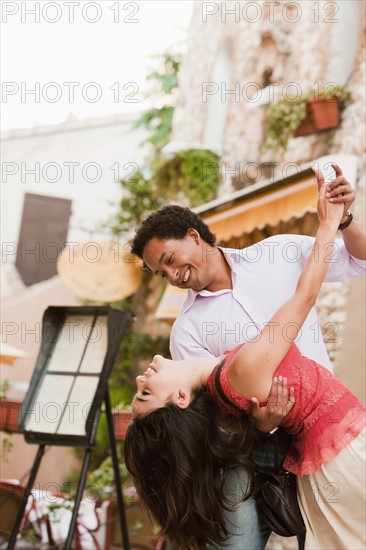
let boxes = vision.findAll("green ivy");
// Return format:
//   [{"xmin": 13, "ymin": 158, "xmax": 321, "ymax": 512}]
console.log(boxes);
[
  {"xmin": 134, "ymin": 105, "xmax": 175, "ymax": 155},
  {"xmin": 112, "ymin": 149, "xmax": 220, "ymax": 235},
  {"xmin": 178, "ymin": 149, "xmax": 221, "ymax": 205},
  {"xmin": 87, "ymin": 455, "xmax": 129, "ymax": 502},
  {"xmin": 263, "ymin": 98, "xmax": 307, "ymax": 151},
  {"xmin": 111, "ymin": 170, "xmax": 162, "ymax": 234},
  {"xmin": 110, "ymin": 49, "xmax": 221, "ymax": 236},
  {"xmin": 147, "ymin": 51, "xmax": 181, "ymax": 94},
  {"xmin": 133, "ymin": 51, "xmax": 181, "ymax": 156}
]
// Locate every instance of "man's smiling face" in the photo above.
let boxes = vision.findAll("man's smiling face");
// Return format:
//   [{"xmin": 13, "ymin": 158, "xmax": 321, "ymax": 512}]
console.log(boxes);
[{"xmin": 142, "ymin": 229, "xmax": 216, "ymax": 291}]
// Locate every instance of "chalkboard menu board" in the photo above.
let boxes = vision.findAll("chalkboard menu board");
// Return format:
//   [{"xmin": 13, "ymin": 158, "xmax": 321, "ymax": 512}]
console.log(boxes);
[{"xmin": 19, "ymin": 306, "xmax": 131, "ymax": 446}]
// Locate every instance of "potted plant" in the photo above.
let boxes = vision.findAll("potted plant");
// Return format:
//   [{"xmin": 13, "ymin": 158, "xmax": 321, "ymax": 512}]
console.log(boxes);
[
  {"xmin": 263, "ymin": 84, "xmax": 350, "ymax": 152},
  {"xmin": 0, "ymin": 380, "xmax": 22, "ymax": 433},
  {"xmin": 0, "ymin": 380, "xmax": 23, "ymax": 464},
  {"xmin": 112, "ymin": 403, "xmax": 133, "ymax": 442}
]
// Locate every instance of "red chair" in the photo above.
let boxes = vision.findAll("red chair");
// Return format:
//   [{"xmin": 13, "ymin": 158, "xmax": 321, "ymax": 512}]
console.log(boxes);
[
  {"xmin": 0, "ymin": 481, "xmax": 103, "ymax": 549},
  {"xmin": 0, "ymin": 480, "xmax": 54, "ymax": 548},
  {"xmin": 0, "ymin": 480, "xmax": 171, "ymax": 550}
]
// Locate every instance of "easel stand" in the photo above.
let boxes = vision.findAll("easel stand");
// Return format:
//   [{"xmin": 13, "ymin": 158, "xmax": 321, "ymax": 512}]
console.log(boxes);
[{"xmin": 7, "ymin": 390, "xmax": 130, "ymax": 550}]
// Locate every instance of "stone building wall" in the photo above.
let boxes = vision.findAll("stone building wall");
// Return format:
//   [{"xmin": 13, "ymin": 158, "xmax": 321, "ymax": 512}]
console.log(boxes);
[
  {"xmin": 173, "ymin": 1, "xmax": 365, "ymax": 182},
  {"xmin": 173, "ymin": 2, "xmax": 358, "ymax": 159}
]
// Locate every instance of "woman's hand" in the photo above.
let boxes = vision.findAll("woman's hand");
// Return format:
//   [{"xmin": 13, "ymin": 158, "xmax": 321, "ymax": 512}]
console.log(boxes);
[
  {"xmin": 315, "ymin": 165, "xmax": 350, "ymax": 226},
  {"xmin": 325, "ymin": 163, "xmax": 355, "ymax": 223},
  {"xmin": 250, "ymin": 376, "xmax": 295, "ymax": 433}
]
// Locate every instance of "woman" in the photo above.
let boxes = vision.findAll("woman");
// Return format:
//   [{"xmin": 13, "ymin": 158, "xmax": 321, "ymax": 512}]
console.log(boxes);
[{"xmin": 124, "ymin": 185, "xmax": 366, "ymax": 550}]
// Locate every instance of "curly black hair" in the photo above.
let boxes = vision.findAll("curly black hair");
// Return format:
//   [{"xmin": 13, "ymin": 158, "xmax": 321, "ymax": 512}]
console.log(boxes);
[{"xmin": 130, "ymin": 205, "xmax": 216, "ymax": 259}]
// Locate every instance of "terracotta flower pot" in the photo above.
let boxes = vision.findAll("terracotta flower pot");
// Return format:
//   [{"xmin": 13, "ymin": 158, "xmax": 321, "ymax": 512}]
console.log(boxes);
[
  {"xmin": 0, "ymin": 399, "xmax": 22, "ymax": 432},
  {"xmin": 294, "ymin": 97, "xmax": 340, "ymax": 137},
  {"xmin": 112, "ymin": 409, "xmax": 133, "ymax": 441}
]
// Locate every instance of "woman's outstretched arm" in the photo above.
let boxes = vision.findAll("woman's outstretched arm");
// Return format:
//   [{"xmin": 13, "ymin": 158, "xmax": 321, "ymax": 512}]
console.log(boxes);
[{"xmin": 228, "ymin": 182, "xmax": 344, "ymax": 400}]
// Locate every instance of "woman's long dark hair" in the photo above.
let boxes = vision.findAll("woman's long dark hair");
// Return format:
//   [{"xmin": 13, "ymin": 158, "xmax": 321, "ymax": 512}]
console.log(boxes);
[{"xmin": 124, "ymin": 387, "xmax": 255, "ymax": 550}]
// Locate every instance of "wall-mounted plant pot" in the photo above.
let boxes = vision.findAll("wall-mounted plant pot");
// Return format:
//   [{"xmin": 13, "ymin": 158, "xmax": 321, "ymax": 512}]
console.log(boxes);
[
  {"xmin": 294, "ymin": 97, "xmax": 340, "ymax": 137},
  {"xmin": 0, "ymin": 399, "xmax": 22, "ymax": 432},
  {"xmin": 112, "ymin": 409, "xmax": 133, "ymax": 441}
]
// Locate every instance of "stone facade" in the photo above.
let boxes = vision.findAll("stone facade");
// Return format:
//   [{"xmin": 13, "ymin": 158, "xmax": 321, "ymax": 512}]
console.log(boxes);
[{"xmin": 173, "ymin": 1, "xmax": 365, "ymax": 171}]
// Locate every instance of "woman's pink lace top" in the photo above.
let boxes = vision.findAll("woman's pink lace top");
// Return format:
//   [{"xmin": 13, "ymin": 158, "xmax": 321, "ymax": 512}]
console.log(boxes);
[{"xmin": 207, "ymin": 343, "xmax": 365, "ymax": 476}]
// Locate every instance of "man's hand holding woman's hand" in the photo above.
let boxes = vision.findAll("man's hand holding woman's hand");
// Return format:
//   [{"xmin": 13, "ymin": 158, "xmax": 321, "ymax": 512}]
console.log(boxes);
[
  {"xmin": 250, "ymin": 376, "xmax": 295, "ymax": 434},
  {"xmin": 316, "ymin": 164, "xmax": 345, "ymax": 227},
  {"xmin": 315, "ymin": 163, "xmax": 353, "ymax": 226}
]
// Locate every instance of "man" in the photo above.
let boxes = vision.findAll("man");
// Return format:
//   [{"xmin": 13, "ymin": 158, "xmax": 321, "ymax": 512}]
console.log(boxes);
[{"xmin": 131, "ymin": 164, "xmax": 366, "ymax": 549}]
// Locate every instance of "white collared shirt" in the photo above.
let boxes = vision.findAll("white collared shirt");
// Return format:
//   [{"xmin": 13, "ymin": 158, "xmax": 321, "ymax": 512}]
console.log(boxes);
[{"xmin": 170, "ymin": 234, "xmax": 366, "ymax": 370}]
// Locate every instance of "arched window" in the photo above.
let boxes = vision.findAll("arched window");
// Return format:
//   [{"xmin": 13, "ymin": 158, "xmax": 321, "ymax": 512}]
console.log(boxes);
[{"xmin": 203, "ymin": 40, "xmax": 234, "ymax": 153}]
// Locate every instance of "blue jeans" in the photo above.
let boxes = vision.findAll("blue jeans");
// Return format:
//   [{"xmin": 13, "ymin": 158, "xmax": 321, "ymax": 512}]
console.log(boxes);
[
  {"xmin": 209, "ymin": 467, "xmax": 271, "ymax": 550},
  {"xmin": 209, "ymin": 428, "xmax": 305, "ymax": 550}
]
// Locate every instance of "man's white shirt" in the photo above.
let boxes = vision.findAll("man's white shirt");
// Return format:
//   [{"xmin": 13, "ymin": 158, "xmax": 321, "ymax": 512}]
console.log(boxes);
[{"xmin": 170, "ymin": 234, "xmax": 366, "ymax": 369}]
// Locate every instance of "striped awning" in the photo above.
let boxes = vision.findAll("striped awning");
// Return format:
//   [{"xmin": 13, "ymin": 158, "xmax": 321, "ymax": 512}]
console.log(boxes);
[{"xmin": 201, "ymin": 174, "xmax": 317, "ymax": 241}]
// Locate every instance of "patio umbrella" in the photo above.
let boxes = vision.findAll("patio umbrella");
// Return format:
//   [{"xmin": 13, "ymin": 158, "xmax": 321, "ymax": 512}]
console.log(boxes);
[
  {"xmin": 57, "ymin": 240, "xmax": 143, "ymax": 303},
  {"xmin": 0, "ymin": 341, "xmax": 30, "ymax": 365}
]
